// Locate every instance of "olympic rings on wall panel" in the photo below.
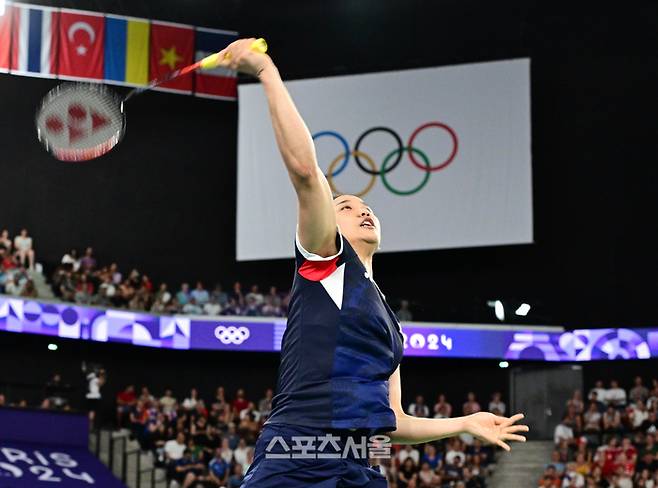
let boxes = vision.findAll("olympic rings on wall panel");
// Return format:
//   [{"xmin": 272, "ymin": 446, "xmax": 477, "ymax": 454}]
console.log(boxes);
[{"xmin": 312, "ymin": 122, "xmax": 458, "ymax": 197}]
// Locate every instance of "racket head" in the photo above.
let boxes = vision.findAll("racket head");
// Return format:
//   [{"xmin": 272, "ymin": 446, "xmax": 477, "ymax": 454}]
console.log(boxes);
[{"xmin": 36, "ymin": 83, "xmax": 126, "ymax": 162}]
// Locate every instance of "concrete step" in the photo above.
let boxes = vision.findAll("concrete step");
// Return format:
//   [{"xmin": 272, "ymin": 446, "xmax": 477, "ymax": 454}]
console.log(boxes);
[
  {"xmin": 90, "ymin": 429, "xmax": 168, "ymax": 488},
  {"xmin": 489, "ymin": 440, "xmax": 554, "ymax": 488},
  {"xmin": 28, "ymin": 270, "xmax": 55, "ymax": 299}
]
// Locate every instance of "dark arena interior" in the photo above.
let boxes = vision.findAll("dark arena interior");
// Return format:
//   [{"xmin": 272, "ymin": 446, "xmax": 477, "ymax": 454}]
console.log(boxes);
[{"xmin": 0, "ymin": 1, "xmax": 657, "ymax": 487}]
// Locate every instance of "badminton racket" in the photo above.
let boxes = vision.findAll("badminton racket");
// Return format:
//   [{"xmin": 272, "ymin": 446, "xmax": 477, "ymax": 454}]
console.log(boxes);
[{"xmin": 35, "ymin": 38, "xmax": 267, "ymax": 162}]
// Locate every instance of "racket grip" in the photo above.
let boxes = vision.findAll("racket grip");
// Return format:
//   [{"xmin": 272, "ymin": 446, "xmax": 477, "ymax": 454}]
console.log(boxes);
[{"xmin": 199, "ymin": 38, "xmax": 268, "ymax": 70}]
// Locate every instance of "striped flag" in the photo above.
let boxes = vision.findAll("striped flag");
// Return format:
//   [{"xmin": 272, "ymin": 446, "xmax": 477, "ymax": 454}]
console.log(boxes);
[
  {"xmin": 10, "ymin": 3, "xmax": 59, "ymax": 78},
  {"xmin": 194, "ymin": 27, "xmax": 238, "ymax": 100},
  {"xmin": 0, "ymin": 2, "xmax": 12, "ymax": 72},
  {"xmin": 104, "ymin": 14, "xmax": 150, "ymax": 86}
]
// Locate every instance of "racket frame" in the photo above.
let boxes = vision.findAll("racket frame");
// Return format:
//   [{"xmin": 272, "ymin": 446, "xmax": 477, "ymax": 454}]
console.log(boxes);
[{"xmin": 35, "ymin": 82, "xmax": 126, "ymax": 162}]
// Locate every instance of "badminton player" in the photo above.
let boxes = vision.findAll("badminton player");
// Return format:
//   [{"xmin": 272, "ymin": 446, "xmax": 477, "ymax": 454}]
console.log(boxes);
[{"xmin": 218, "ymin": 38, "xmax": 529, "ymax": 487}]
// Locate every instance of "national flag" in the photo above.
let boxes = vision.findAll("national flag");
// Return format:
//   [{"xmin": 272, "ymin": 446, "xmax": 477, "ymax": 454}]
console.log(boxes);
[
  {"xmin": 9, "ymin": 3, "xmax": 59, "ymax": 77},
  {"xmin": 149, "ymin": 20, "xmax": 194, "ymax": 93},
  {"xmin": 194, "ymin": 27, "xmax": 238, "ymax": 100},
  {"xmin": 0, "ymin": 2, "xmax": 12, "ymax": 72},
  {"xmin": 58, "ymin": 9, "xmax": 104, "ymax": 80},
  {"xmin": 104, "ymin": 14, "xmax": 150, "ymax": 86}
]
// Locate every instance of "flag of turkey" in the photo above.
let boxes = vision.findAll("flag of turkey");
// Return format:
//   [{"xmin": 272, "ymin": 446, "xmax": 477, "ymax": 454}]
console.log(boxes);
[{"xmin": 58, "ymin": 10, "xmax": 105, "ymax": 80}]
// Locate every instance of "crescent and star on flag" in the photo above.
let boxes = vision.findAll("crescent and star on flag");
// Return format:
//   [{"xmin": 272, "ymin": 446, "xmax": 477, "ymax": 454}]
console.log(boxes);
[{"xmin": 67, "ymin": 21, "xmax": 96, "ymax": 56}]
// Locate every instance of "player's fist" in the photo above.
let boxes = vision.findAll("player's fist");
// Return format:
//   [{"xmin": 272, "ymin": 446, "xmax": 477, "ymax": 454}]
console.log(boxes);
[{"xmin": 215, "ymin": 38, "xmax": 272, "ymax": 77}]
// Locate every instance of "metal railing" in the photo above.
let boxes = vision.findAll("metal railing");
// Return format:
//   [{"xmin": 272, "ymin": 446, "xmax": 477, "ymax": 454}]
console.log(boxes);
[{"xmin": 90, "ymin": 428, "xmax": 165, "ymax": 488}]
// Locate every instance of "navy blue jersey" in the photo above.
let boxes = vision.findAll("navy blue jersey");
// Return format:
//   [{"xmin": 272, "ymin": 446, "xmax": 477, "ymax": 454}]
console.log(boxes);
[{"xmin": 266, "ymin": 228, "xmax": 404, "ymax": 432}]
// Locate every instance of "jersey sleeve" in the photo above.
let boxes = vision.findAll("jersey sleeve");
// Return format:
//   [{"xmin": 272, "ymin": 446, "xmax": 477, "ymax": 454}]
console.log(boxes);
[{"xmin": 294, "ymin": 225, "xmax": 344, "ymax": 268}]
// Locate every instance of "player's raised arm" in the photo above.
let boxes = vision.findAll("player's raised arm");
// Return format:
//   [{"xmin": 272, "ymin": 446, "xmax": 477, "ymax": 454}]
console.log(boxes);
[{"xmin": 219, "ymin": 38, "xmax": 337, "ymax": 257}]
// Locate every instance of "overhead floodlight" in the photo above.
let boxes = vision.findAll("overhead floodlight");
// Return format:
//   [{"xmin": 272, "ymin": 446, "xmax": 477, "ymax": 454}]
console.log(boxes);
[{"xmin": 515, "ymin": 303, "xmax": 531, "ymax": 316}]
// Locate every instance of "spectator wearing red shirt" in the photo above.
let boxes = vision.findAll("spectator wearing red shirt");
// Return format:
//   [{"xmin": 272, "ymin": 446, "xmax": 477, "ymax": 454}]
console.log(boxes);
[
  {"xmin": 116, "ymin": 385, "xmax": 137, "ymax": 428},
  {"xmin": 1, "ymin": 249, "xmax": 16, "ymax": 271},
  {"xmin": 598, "ymin": 436, "xmax": 622, "ymax": 477},
  {"xmin": 620, "ymin": 437, "xmax": 637, "ymax": 466},
  {"xmin": 232, "ymin": 388, "xmax": 249, "ymax": 416}
]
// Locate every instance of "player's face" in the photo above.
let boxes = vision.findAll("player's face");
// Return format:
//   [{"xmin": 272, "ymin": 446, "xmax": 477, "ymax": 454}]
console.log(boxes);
[{"xmin": 333, "ymin": 195, "xmax": 381, "ymax": 248}]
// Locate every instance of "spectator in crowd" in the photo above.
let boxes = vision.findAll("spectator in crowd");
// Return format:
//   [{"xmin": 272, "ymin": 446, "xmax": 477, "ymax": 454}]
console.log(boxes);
[
  {"xmin": 463, "ymin": 392, "xmax": 481, "ymax": 416},
  {"xmin": 421, "ymin": 443, "xmax": 443, "ymax": 471},
  {"xmin": 230, "ymin": 282, "xmax": 244, "ymax": 307},
  {"xmin": 489, "ymin": 392, "xmax": 506, "ymax": 415},
  {"xmin": 74, "ymin": 274, "xmax": 94, "ymax": 304},
  {"xmin": 85, "ymin": 369, "xmax": 105, "ymax": 428},
  {"xmin": 587, "ymin": 390, "xmax": 606, "ymax": 413},
  {"xmin": 232, "ymin": 388, "xmax": 249, "ymax": 416},
  {"xmin": 567, "ymin": 390, "xmax": 585, "ymax": 415},
  {"xmin": 546, "ymin": 450, "xmax": 566, "ymax": 475},
  {"xmin": 191, "ymin": 281, "xmax": 210, "ymax": 306},
  {"xmin": 45, "ymin": 373, "xmax": 70, "ymax": 409},
  {"xmin": 116, "ymin": 385, "xmax": 137, "ymax": 428},
  {"xmin": 227, "ymin": 463, "xmax": 245, "ymax": 488},
  {"xmin": 603, "ymin": 405, "xmax": 623, "ymax": 435},
  {"xmin": 554, "ymin": 415, "xmax": 575, "ymax": 446},
  {"xmin": 211, "ymin": 284, "xmax": 229, "ymax": 308},
  {"xmin": 20, "ymin": 279, "xmax": 38, "ymax": 298},
  {"xmin": 183, "ymin": 388, "xmax": 200, "ymax": 411},
  {"xmin": 442, "ymin": 454, "xmax": 465, "ymax": 485},
  {"xmin": 606, "ymin": 380, "xmax": 627, "ymax": 407},
  {"xmin": 538, "ymin": 465, "xmax": 561, "ymax": 487},
  {"xmin": 183, "ymin": 297, "xmax": 203, "ymax": 315},
  {"xmin": 434, "ymin": 393, "xmax": 453, "ymax": 419},
  {"xmin": 630, "ymin": 400, "xmax": 650, "ymax": 431},
  {"xmin": 631, "ymin": 376, "xmax": 651, "ymax": 405},
  {"xmin": 207, "ymin": 448, "xmax": 230, "ymax": 487},
  {"xmin": 0, "ymin": 229, "xmax": 12, "ymax": 252},
  {"xmin": 4, "ymin": 276, "xmax": 19, "ymax": 295},
  {"xmin": 80, "ymin": 247, "xmax": 97, "ymax": 272},
  {"xmin": 0, "ymin": 393, "xmax": 5, "ymax": 407},
  {"xmin": 397, "ymin": 457, "xmax": 419, "ymax": 488},
  {"xmin": 409, "ymin": 394, "xmax": 430, "ymax": 417},
  {"xmin": 641, "ymin": 410, "xmax": 658, "ymax": 432},
  {"xmin": 177, "ymin": 283, "xmax": 191, "ymax": 307},
  {"xmin": 173, "ymin": 448, "xmax": 205, "ymax": 487},
  {"xmin": 398, "ymin": 444, "xmax": 421, "ymax": 465},
  {"xmin": 396, "ymin": 299, "xmax": 413, "ymax": 321},
  {"xmin": 245, "ymin": 285, "xmax": 264, "ymax": 306},
  {"xmin": 203, "ymin": 294, "xmax": 222, "ymax": 316},
  {"xmin": 417, "ymin": 460, "xmax": 440, "ymax": 487},
  {"xmin": 13, "ymin": 229, "xmax": 35, "ymax": 271},
  {"xmin": 97, "ymin": 276, "xmax": 117, "ymax": 306},
  {"xmin": 160, "ymin": 389, "xmax": 177, "ymax": 416},
  {"xmin": 590, "ymin": 381, "xmax": 606, "ymax": 403},
  {"xmin": 61, "ymin": 249, "xmax": 80, "ymax": 272},
  {"xmin": 165, "ymin": 432, "xmax": 187, "ymax": 462},
  {"xmin": 583, "ymin": 401, "xmax": 602, "ymax": 437},
  {"xmin": 258, "ymin": 388, "xmax": 273, "ymax": 419}
]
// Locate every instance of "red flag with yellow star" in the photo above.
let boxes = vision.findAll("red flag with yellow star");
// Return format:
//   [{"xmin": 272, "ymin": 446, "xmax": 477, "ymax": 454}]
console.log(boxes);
[{"xmin": 150, "ymin": 20, "xmax": 194, "ymax": 93}]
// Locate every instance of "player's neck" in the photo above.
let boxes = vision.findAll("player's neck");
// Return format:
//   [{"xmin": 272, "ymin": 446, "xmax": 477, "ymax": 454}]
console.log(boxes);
[{"xmin": 352, "ymin": 242, "xmax": 375, "ymax": 278}]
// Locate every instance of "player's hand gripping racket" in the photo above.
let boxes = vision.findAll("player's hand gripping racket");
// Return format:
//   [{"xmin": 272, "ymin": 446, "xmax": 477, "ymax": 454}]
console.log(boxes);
[{"xmin": 35, "ymin": 38, "xmax": 267, "ymax": 162}]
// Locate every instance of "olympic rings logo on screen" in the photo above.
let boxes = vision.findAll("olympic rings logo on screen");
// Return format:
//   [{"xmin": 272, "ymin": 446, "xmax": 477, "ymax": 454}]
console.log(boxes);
[
  {"xmin": 214, "ymin": 325, "xmax": 251, "ymax": 345},
  {"xmin": 312, "ymin": 122, "xmax": 458, "ymax": 197}
]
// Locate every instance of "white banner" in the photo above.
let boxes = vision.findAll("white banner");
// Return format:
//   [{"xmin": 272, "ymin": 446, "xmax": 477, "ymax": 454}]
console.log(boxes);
[{"xmin": 237, "ymin": 59, "xmax": 532, "ymax": 261}]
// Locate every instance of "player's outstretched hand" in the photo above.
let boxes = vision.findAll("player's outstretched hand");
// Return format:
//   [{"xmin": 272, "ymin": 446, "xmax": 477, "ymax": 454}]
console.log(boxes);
[
  {"xmin": 216, "ymin": 38, "xmax": 272, "ymax": 78},
  {"xmin": 463, "ymin": 412, "xmax": 529, "ymax": 452}
]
